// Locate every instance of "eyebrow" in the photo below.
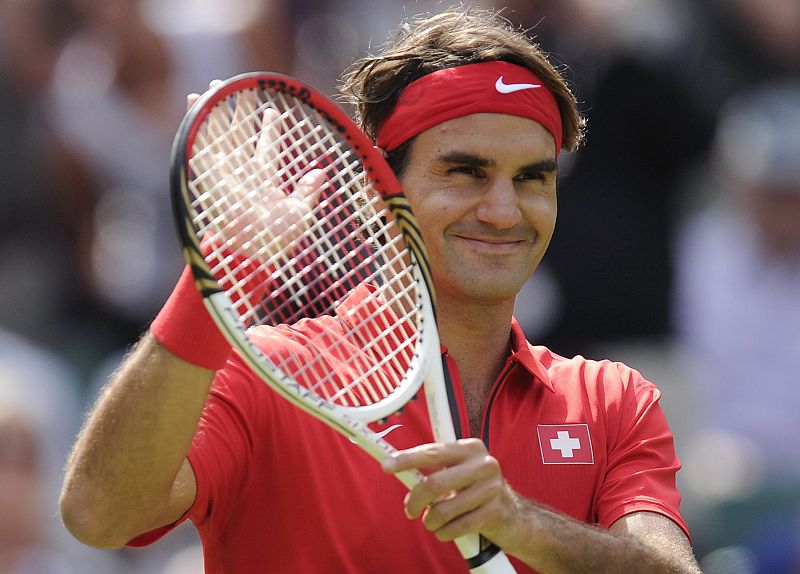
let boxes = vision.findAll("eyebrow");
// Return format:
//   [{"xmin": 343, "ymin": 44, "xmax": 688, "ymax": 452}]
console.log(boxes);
[{"xmin": 437, "ymin": 151, "xmax": 557, "ymax": 174}]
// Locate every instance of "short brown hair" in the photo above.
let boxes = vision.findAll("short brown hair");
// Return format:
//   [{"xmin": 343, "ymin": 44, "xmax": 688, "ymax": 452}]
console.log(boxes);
[{"xmin": 340, "ymin": 6, "xmax": 585, "ymax": 171}]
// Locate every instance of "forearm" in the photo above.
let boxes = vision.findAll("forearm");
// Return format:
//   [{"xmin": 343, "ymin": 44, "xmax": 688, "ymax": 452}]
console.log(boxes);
[
  {"xmin": 60, "ymin": 333, "xmax": 213, "ymax": 547},
  {"xmin": 503, "ymin": 496, "xmax": 701, "ymax": 574},
  {"xmin": 385, "ymin": 441, "xmax": 700, "ymax": 574}
]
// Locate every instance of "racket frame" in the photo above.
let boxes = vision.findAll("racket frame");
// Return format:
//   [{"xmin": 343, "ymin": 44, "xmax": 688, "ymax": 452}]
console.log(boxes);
[{"xmin": 170, "ymin": 72, "xmax": 516, "ymax": 574}]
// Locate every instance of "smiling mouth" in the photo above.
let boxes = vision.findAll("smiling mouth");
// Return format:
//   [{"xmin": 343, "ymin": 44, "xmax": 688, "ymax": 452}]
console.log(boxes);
[
  {"xmin": 454, "ymin": 232, "xmax": 529, "ymax": 243},
  {"xmin": 454, "ymin": 235, "xmax": 530, "ymax": 251}
]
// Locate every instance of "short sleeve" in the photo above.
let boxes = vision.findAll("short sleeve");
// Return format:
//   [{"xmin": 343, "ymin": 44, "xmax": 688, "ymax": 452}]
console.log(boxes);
[
  {"xmin": 186, "ymin": 355, "xmax": 265, "ymax": 535},
  {"xmin": 594, "ymin": 364, "xmax": 690, "ymax": 539},
  {"xmin": 126, "ymin": 353, "xmax": 262, "ymax": 547}
]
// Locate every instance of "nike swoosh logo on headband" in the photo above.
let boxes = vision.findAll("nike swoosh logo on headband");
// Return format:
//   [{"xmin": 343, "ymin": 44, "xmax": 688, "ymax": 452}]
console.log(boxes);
[{"xmin": 495, "ymin": 76, "xmax": 541, "ymax": 94}]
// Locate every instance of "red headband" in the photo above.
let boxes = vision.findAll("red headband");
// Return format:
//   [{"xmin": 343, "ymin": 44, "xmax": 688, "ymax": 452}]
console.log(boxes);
[{"xmin": 375, "ymin": 61, "xmax": 563, "ymax": 155}]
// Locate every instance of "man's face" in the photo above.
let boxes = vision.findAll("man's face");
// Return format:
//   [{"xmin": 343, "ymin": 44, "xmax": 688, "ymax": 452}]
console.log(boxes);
[{"xmin": 398, "ymin": 113, "xmax": 558, "ymax": 306}]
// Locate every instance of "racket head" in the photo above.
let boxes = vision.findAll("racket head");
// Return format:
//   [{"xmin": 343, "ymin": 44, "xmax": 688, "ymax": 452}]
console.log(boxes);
[{"xmin": 169, "ymin": 72, "xmax": 438, "ymax": 424}]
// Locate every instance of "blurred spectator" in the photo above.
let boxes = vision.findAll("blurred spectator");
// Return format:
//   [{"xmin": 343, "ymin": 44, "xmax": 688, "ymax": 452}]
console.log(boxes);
[
  {"xmin": 674, "ymin": 81, "xmax": 800, "ymax": 573},
  {"xmin": 0, "ymin": 407, "xmax": 65, "ymax": 573},
  {"xmin": 1, "ymin": 327, "xmax": 206, "ymax": 573},
  {"xmin": 42, "ymin": 0, "xmax": 296, "ymax": 372},
  {"xmin": 0, "ymin": 0, "xmax": 84, "ymax": 351},
  {"xmin": 0, "ymin": 328, "xmax": 112, "ymax": 573},
  {"xmin": 503, "ymin": 0, "xmax": 716, "ymax": 354},
  {"xmin": 289, "ymin": 0, "xmax": 492, "ymax": 97},
  {"xmin": 506, "ymin": 0, "xmax": 800, "ymax": 356}
]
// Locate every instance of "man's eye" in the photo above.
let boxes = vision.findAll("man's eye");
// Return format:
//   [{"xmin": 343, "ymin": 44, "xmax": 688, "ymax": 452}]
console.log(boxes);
[
  {"xmin": 516, "ymin": 172, "xmax": 545, "ymax": 182},
  {"xmin": 449, "ymin": 166, "xmax": 481, "ymax": 176}
]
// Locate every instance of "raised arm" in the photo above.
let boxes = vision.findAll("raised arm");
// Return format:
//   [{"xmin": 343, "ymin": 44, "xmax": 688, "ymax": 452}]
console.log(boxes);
[
  {"xmin": 59, "ymin": 329, "xmax": 216, "ymax": 548},
  {"xmin": 60, "ymin": 84, "xmax": 325, "ymax": 548}
]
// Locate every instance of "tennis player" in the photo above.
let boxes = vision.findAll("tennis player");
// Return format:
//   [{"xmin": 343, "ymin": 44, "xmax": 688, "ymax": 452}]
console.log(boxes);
[{"xmin": 60, "ymin": 7, "xmax": 702, "ymax": 573}]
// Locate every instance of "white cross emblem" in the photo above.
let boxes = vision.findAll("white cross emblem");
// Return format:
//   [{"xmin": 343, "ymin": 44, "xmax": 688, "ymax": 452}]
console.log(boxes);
[
  {"xmin": 550, "ymin": 430, "xmax": 581, "ymax": 458},
  {"xmin": 537, "ymin": 423, "xmax": 593, "ymax": 464}
]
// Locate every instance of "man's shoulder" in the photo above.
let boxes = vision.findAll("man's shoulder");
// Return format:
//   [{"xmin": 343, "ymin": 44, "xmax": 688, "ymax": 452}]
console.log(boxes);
[{"xmin": 528, "ymin": 344, "xmax": 658, "ymax": 399}]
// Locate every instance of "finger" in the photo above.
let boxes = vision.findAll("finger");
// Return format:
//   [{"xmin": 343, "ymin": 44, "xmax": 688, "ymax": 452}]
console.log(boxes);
[
  {"xmin": 256, "ymin": 108, "xmax": 282, "ymax": 187},
  {"xmin": 206, "ymin": 98, "xmax": 251, "ymax": 191},
  {"xmin": 192, "ymin": 79, "xmax": 225, "ymax": 154},
  {"xmin": 191, "ymin": 108, "xmax": 230, "ymax": 187},
  {"xmin": 187, "ymin": 92, "xmax": 200, "ymax": 110},
  {"xmin": 207, "ymin": 105, "xmax": 232, "ymax": 156},
  {"xmin": 224, "ymin": 91, "xmax": 262, "ymax": 193},
  {"xmin": 420, "ymin": 473, "xmax": 507, "ymax": 537},
  {"xmin": 293, "ymin": 168, "xmax": 326, "ymax": 212},
  {"xmin": 204, "ymin": 80, "xmax": 230, "ymax": 156},
  {"xmin": 190, "ymin": 121, "xmax": 226, "ymax": 210},
  {"xmin": 403, "ymin": 454, "xmax": 500, "ymax": 519},
  {"xmin": 383, "ymin": 438, "xmax": 487, "ymax": 473},
  {"xmin": 269, "ymin": 169, "xmax": 326, "ymax": 248},
  {"xmin": 230, "ymin": 90, "xmax": 258, "ymax": 153},
  {"xmin": 428, "ymin": 505, "xmax": 500, "ymax": 543},
  {"xmin": 273, "ymin": 169, "xmax": 327, "ymax": 250}
]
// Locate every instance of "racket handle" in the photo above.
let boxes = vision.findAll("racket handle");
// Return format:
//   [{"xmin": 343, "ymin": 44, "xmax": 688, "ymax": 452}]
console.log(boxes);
[{"xmin": 455, "ymin": 536, "xmax": 517, "ymax": 573}]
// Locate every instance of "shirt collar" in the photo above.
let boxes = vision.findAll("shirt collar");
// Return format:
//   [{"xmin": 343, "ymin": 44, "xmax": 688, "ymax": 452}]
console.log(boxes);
[
  {"xmin": 509, "ymin": 317, "xmax": 555, "ymax": 392},
  {"xmin": 436, "ymin": 315, "xmax": 555, "ymax": 393}
]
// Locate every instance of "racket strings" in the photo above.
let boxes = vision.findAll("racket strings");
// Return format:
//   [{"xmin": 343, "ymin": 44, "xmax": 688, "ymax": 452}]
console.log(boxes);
[
  {"xmin": 264, "ymin": 217, "xmax": 419, "ymax": 405},
  {"xmin": 187, "ymin": 86, "xmax": 422, "ymax": 408},
  {"xmin": 191, "ymin": 95, "xmax": 351, "ymax": 319},
  {"xmin": 262, "ymin": 199, "xmax": 401, "ymax": 325},
  {"xmin": 285, "ymin": 272, "xmax": 420, "ymax": 406}
]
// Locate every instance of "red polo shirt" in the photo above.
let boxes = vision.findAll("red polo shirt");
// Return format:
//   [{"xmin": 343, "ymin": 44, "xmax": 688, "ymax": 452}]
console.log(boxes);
[{"xmin": 131, "ymin": 290, "xmax": 688, "ymax": 573}]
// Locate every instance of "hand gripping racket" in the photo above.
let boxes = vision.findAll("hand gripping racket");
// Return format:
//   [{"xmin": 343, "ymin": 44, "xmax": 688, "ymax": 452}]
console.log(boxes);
[{"xmin": 170, "ymin": 72, "xmax": 517, "ymax": 573}]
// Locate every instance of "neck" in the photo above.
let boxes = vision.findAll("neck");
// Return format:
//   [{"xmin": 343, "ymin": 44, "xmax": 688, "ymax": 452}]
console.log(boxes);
[{"xmin": 436, "ymin": 296, "xmax": 516, "ymax": 389}]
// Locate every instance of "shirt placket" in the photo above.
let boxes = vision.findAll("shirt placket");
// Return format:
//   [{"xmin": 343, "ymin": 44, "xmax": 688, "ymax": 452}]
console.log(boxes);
[{"xmin": 441, "ymin": 353, "xmax": 517, "ymax": 446}]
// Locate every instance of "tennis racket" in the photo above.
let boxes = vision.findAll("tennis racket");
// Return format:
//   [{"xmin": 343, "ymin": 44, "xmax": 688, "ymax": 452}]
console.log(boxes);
[{"xmin": 170, "ymin": 72, "xmax": 517, "ymax": 573}]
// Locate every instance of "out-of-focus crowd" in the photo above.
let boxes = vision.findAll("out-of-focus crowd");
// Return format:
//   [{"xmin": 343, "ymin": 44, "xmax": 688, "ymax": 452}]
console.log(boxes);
[{"xmin": 0, "ymin": 0, "xmax": 798, "ymax": 572}]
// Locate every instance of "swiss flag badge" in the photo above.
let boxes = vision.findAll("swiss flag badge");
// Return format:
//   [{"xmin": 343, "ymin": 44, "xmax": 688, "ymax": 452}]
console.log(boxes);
[{"xmin": 537, "ymin": 424, "xmax": 594, "ymax": 464}]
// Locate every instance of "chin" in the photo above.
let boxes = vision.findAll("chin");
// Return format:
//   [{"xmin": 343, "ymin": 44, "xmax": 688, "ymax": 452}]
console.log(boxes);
[
  {"xmin": 433, "ymin": 264, "xmax": 532, "ymax": 304},
  {"xmin": 454, "ymin": 281, "xmax": 525, "ymax": 305}
]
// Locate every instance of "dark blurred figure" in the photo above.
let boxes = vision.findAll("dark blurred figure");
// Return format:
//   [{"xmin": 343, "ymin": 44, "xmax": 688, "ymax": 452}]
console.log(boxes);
[
  {"xmin": 675, "ymin": 81, "xmax": 800, "ymax": 574},
  {"xmin": 505, "ymin": 0, "xmax": 799, "ymax": 355},
  {"xmin": 42, "ymin": 0, "xmax": 296, "ymax": 375},
  {"xmin": 289, "ymin": 0, "xmax": 474, "ymax": 97},
  {"xmin": 0, "ymin": 0, "xmax": 83, "ymax": 350}
]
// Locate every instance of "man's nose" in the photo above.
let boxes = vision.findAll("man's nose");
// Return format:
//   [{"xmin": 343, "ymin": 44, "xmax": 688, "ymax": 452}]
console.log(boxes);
[{"xmin": 475, "ymin": 178, "xmax": 522, "ymax": 229}]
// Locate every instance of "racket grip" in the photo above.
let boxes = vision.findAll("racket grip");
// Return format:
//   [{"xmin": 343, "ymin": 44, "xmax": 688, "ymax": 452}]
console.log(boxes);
[
  {"xmin": 455, "ymin": 536, "xmax": 517, "ymax": 574},
  {"xmin": 390, "ymin": 468, "xmax": 517, "ymax": 572}
]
